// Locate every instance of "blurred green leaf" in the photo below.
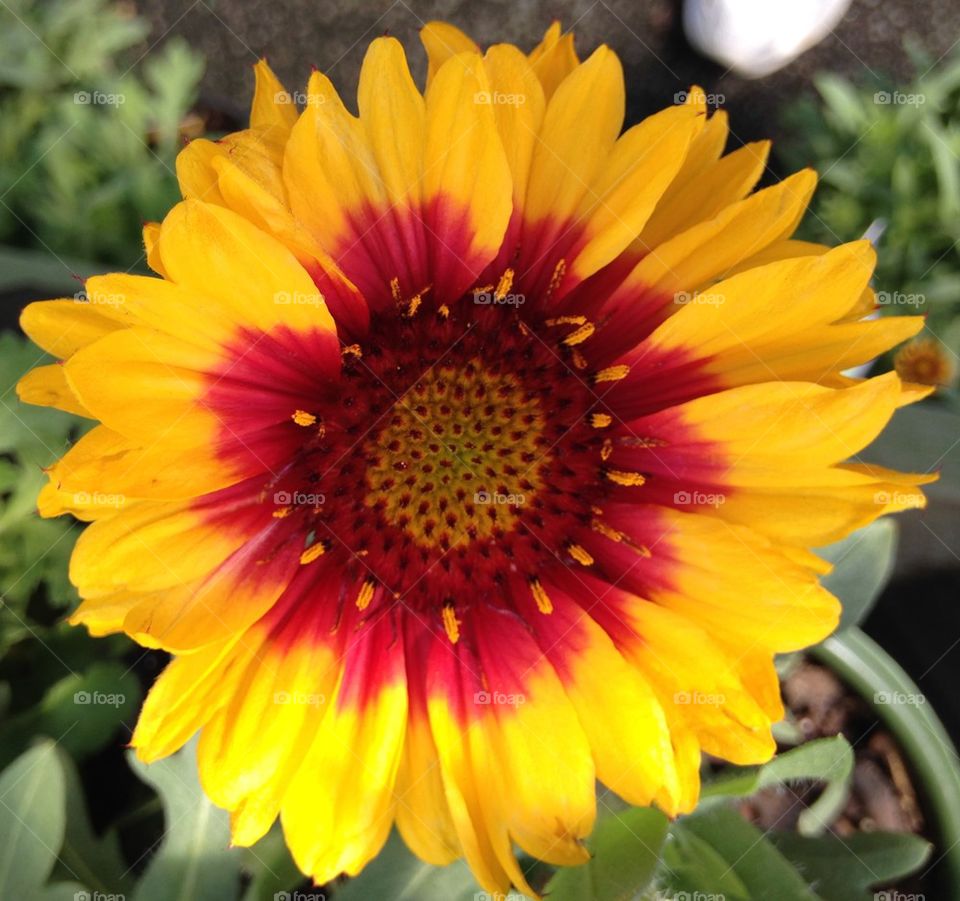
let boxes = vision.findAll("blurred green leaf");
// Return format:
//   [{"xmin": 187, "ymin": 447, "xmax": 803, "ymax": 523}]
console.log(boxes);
[
  {"xmin": 128, "ymin": 738, "xmax": 242, "ymax": 901},
  {"xmin": 546, "ymin": 806, "xmax": 669, "ymax": 901},
  {"xmin": 0, "ymin": 740, "xmax": 66, "ymax": 897},
  {"xmin": 816, "ymin": 520, "xmax": 898, "ymax": 632},
  {"xmin": 770, "ymin": 831, "xmax": 932, "ymax": 901},
  {"xmin": 241, "ymin": 824, "xmax": 306, "ymax": 901}
]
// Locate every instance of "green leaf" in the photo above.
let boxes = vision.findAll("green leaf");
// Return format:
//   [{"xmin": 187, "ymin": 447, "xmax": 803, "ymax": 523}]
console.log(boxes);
[
  {"xmin": 53, "ymin": 745, "xmax": 132, "ymax": 894},
  {"xmin": 702, "ymin": 736, "xmax": 854, "ymax": 836},
  {"xmin": 547, "ymin": 806, "xmax": 668, "ymax": 901},
  {"xmin": 0, "ymin": 740, "xmax": 66, "ymax": 898},
  {"xmin": 770, "ymin": 830, "xmax": 932, "ymax": 901},
  {"xmin": 0, "ymin": 661, "xmax": 142, "ymax": 767},
  {"xmin": 335, "ymin": 830, "xmax": 526, "ymax": 901},
  {"xmin": 816, "ymin": 520, "xmax": 898, "ymax": 633},
  {"xmin": 129, "ymin": 737, "xmax": 242, "ymax": 901},
  {"xmin": 29, "ymin": 882, "xmax": 89, "ymax": 901},
  {"xmin": 241, "ymin": 824, "xmax": 306, "ymax": 901},
  {"xmin": 661, "ymin": 805, "xmax": 816, "ymax": 900}
]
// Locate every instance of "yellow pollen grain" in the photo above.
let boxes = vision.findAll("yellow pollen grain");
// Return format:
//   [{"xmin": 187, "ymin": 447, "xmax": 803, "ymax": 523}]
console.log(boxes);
[
  {"xmin": 563, "ymin": 322, "xmax": 595, "ymax": 346},
  {"xmin": 356, "ymin": 579, "xmax": 376, "ymax": 611},
  {"xmin": 595, "ymin": 365, "xmax": 630, "ymax": 383},
  {"xmin": 601, "ymin": 438, "xmax": 613, "ymax": 461},
  {"xmin": 547, "ymin": 258, "xmax": 566, "ymax": 297},
  {"xmin": 341, "ymin": 343, "xmax": 362, "ymax": 359},
  {"xmin": 568, "ymin": 544, "xmax": 594, "ymax": 566},
  {"xmin": 390, "ymin": 277, "xmax": 402, "ymax": 305},
  {"xmin": 405, "ymin": 294, "xmax": 422, "ymax": 318},
  {"xmin": 292, "ymin": 409, "xmax": 317, "ymax": 427},
  {"xmin": 438, "ymin": 304, "xmax": 450, "ymax": 319},
  {"xmin": 299, "ymin": 542, "xmax": 326, "ymax": 565},
  {"xmin": 591, "ymin": 519, "xmax": 624, "ymax": 542},
  {"xmin": 590, "ymin": 413, "xmax": 613, "ymax": 428},
  {"xmin": 606, "ymin": 469, "xmax": 646, "ymax": 487},
  {"xmin": 530, "ymin": 579, "xmax": 553, "ymax": 614},
  {"xmin": 442, "ymin": 604, "xmax": 460, "ymax": 644},
  {"xmin": 546, "ymin": 315, "xmax": 587, "ymax": 327},
  {"xmin": 273, "ymin": 506, "xmax": 292, "ymax": 519},
  {"xmin": 495, "ymin": 267, "xmax": 514, "ymax": 299},
  {"xmin": 572, "ymin": 349, "xmax": 588, "ymax": 370}
]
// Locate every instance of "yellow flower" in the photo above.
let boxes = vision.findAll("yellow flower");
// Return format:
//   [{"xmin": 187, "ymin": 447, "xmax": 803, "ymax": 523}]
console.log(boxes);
[
  {"xmin": 894, "ymin": 336, "xmax": 955, "ymax": 388},
  {"xmin": 17, "ymin": 20, "xmax": 933, "ymax": 898}
]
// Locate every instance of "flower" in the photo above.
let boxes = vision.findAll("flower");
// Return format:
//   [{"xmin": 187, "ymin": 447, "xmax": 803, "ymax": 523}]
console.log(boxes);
[
  {"xmin": 894, "ymin": 337, "xmax": 956, "ymax": 388},
  {"xmin": 17, "ymin": 19, "xmax": 933, "ymax": 898}
]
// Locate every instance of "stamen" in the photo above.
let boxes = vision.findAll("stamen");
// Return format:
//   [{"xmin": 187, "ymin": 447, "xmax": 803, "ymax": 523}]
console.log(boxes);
[
  {"xmin": 591, "ymin": 519, "xmax": 624, "ymax": 542},
  {"xmin": 404, "ymin": 293, "xmax": 422, "ymax": 318},
  {"xmin": 547, "ymin": 259, "xmax": 566, "ymax": 298},
  {"xmin": 530, "ymin": 578, "xmax": 553, "ymax": 614},
  {"xmin": 356, "ymin": 579, "xmax": 376, "ymax": 611},
  {"xmin": 390, "ymin": 277, "xmax": 402, "ymax": 305},
  {"xmin": 571, "ymin": 349, "xmax": 588, "ymax": 370},
  {"xmin": 546, "ymin": 315, "xmax": 587, "ymax": 326},
  {"xmin": 438, "ymin": 304, "xmax": 450, "ymax": 319},
  {"xmin": 495, "ymin": 268, "xmax": 514, "ymax": 300},
  {"xmin": 600, "ymin": 438, "xmax": 613, "ymax": 461},
  {"xmin": 567, "ymin": 543, "xmax": 594, "ymax": 566},
  {"xmin": 341, "ymin": 344, "xmax": 363, "ymax": 359},
  {"xmin": 590, "ymin": 413, "xmax": 613, "ymax": 428},
  {"xmin": 442, "ymin": 602, "xmax": 460, "ymax": 644},
  {"xmin": 563, "ymin": 322, "xmax": 595, "ymax": 346},
  {"xmin": 292, "ymin": 410, "xmax": 317, "ymax": 427},
  {"xmin": 605, "ymin": 469, "xmax": 646, "ymax": 487},
  {"xmin": 299, "ymin": 541, "xmax": 328, "ymax": 565},
  {"xmin": 273, "ymin": 506, "xmax": 292, "ymax": 519},
  {"xmin": 595, "ymin": 365, "xmax": 630, "ymax": 383}
]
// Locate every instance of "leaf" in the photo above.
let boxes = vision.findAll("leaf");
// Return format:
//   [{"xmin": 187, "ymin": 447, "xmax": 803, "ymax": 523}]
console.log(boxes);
[
  {"xmin": 0, "ymin": 661, "xmax": 142, "ymax": 767},
  {"xmin": 770, "ymin": 830, "xmax": 932, "ymax": 901},
  {"xmin": 129, "ymin": 737, "xmax": 242, "ymax": 901},
  {"xmin": 29, "ymin": 882, "xmax": 89, "ymax": 901},
  {"xmin": 53, "ymin": 745, "xmax": 132, "ymax": 895},
  {"xmin": 335, "ymin": 830, "xmax": 526, "ymax": 901},
  {"xmin": 241, "ymin": 824, "xmax": 306, "ymax": 901},
  {"xmin": 816, "ymin": 520, "xmax": 898, "ymax": 632},
  {"xmin": 702, "ymin": 736, "xmax": 854, "ymax": 836},
  {"xmin": 660, "ymin": 805, "xmax": 816, "ymax": 900},
  {"xmin": 0, "ymin": 740, "xmax": 66, "ymax": 898},
  {"xmin": 547, "ymin": 806, "xmax": 669, "ymax": 901}
]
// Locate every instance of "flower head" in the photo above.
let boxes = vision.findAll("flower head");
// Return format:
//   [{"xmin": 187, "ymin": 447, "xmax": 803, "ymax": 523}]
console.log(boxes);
[{"xmin": 18, "ymin": 20, "xmax": 932, "ymax": 898}]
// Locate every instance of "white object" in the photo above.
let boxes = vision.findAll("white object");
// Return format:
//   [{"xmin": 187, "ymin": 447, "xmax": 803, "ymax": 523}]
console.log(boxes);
[{"xmin": 683, "ymin": 0, "xmax": 854, "ymax": 79}]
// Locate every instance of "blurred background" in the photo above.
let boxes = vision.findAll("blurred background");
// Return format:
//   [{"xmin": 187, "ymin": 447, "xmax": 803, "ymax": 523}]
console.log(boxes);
[{"xmin": 1, "ymin": 1, "xmax": 960, "ymax": 899}]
